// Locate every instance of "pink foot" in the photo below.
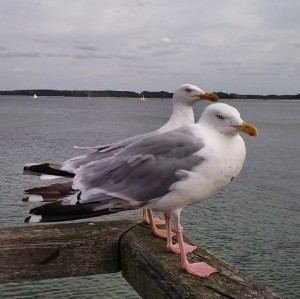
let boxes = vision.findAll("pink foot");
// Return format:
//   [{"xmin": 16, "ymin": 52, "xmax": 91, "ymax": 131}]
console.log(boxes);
[
  {"xmin": 168, "ymin": 242, "xmax": 197, "ymax": 254},
  {"xmin": 142, "ymin": 213, "xmax": 165, "ymax": 225},
  {"xmin": 152, "ymin": 217, "xmax": 166, "ymax": 225},
  {"xmin": 152, "ymin": 228, "xmax": 168, "ymax": 239},
  {"xmin": 152, "ymin": 227, "xmax": 176, "ymax": 239},
  {"xmin": 184, "ymin": 262, "xmax": 218, "ymax": 277}
]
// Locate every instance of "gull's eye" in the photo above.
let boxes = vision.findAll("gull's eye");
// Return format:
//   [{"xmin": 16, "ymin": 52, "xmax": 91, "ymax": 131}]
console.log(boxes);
[
  {"xmin": 185, "ymin": 88, "xmax": 192, "ymax": 93},
  {"xmin": 216, "ymin": 114, "xmax": 225, "ymax": 120}
]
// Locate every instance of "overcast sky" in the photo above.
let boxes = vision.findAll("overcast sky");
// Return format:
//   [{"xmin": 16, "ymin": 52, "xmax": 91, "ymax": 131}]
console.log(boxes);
[{"xmin": 0, "ymin": 0, "xmax": 299, "ymax": 94}]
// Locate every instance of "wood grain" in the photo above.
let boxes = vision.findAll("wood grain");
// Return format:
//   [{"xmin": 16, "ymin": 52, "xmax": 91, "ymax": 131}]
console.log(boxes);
[{"xmin": 0, "ymin": 221, "xmax": 280, "ymax": 298}]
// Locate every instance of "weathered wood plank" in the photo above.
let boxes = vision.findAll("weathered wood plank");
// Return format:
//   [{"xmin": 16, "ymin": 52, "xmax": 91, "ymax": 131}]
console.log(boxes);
[
  {"xmin": 0, "ymin": 220, "xmax": 280, "ymax": 299},
  {"xmin": 121, "ymin": 223, "xmax": 280, "ymax": 299},
  {"xmin": 0, "ymin": 220, "xmax": 135, "ymax": 282}
]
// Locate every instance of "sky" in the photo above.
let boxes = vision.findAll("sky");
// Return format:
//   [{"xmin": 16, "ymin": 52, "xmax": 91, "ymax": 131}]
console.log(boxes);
[{"xmin": 0, "ymin": 0, "xmax": 299, "ymax": 94}]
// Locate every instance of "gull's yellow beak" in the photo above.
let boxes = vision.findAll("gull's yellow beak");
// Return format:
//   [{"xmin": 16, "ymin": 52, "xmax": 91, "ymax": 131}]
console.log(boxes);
[
  {"xmin": 234, "ymin": 122, "xmax": 259, "ymax": 137},
  {"xmin": 199, "ymin": 92, "xmax": 219, "ymax": 102}
]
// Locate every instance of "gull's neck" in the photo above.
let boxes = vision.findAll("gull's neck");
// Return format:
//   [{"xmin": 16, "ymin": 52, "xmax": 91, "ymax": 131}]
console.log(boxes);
[{"xmin": 158, "ymin": 100, "xmax": 195, "ymax": 133}]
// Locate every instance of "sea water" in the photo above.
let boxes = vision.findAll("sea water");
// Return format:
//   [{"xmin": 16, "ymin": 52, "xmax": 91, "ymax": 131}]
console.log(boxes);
[{"xmin": 0, "ymin": 96, "xmax": 299, "ymax": 298}]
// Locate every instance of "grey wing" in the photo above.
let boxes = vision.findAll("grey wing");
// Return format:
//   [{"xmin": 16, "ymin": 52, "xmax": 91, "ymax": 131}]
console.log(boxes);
[
  {"xmin": 75, "ymin": 126, "xmax": 205, "ymax": 204},
  {"xmin": 97, "ymin": 131, "xmax": 152, "ymax": 153},
  {"xmin": 62, "ymin": 132, "xmax": 153, "ymax": 172},
  {"xmin": 74, "ymin": 132, "xmax": 149, "ymax": 151}
]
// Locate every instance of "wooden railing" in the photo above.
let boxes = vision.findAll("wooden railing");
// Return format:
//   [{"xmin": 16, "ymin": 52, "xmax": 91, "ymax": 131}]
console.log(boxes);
[{"xmin": 0, "ymin": 220, "xmax": 280, "ymax": 298}]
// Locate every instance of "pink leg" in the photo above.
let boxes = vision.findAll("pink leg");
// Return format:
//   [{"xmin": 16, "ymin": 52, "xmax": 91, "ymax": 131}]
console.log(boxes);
[
  {"xmin": 142, "ymin": 209, "xmax": 165, "ymax": 225},
  {"xmin": 142, "ymin": 209, "xmax": 149, "ymax": 223},
  {"xmin": 174, "ymin": 219, "xmax": 218, "ymax": 277},
  {"xmin": 166, "ymin": 213, "xmax": 176, "ymax": 251},
  {"xmin": 147, "ymin": 209, "xmax": 170, "ymax": 239},
  {"xmin": 165, "ymin": 214, "xmax": 197, "ymax": 254}
]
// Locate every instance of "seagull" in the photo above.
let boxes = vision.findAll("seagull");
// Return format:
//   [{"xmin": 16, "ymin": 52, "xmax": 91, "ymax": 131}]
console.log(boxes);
[
  {"xmin": 25, "ymin": 103, "xmax": 258, "ymax": 278},
  {"xmin": 23, "ymin": 84, "xmax": 219, "ymax": 238}
]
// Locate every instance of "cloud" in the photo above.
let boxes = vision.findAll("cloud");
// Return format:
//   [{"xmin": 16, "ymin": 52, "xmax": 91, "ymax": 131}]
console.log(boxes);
[
  {"xmin": 114, "ymin": 54, "xmax": 139, "ymax": 61},
  {"xmin": 10, "ymin": 68, "xmax": 28, "ymax": 74},
  {"xmin": 238, "ymin": 71, "xmax": 279, "ymax": 77},
  {"xmin": 137, "ymin": 37, "xmax": 189, "ymax": 57},
  {"xmin": 160, "ymin": 37, "xmax": 172, "ymax": 44},
  {"xmin": 0, "ymin": 0, "xmax": 299, "ymax": 93},
  {"xmin": 44, "ymin": 52, "xmax": 70, "ymax": 58},
  {"xmin": 73, "ymin": 53, "xmax": 110, "ymax": 60},
  {"xmin": 0, "ymin": 50, "xmax": 42, "ymax": 58},
  {"xmin": 75, "ymin": 45, "xmax": 98, "ymax": 51},
  {"xmin": 287, "ymin": 40, "xmax": 300, "ymax": 48}
]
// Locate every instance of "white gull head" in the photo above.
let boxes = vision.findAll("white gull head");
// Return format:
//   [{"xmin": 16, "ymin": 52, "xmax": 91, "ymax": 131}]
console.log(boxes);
[
  {"xmin": 159, "ymin": 84, "xmax": 219, "ymax": 133},
  {"xmin": 172, "ymin": 84, "xmax": 218, "ymax": 106},
  {"xmin": 198, "ymin": 103, "xmax": 258, "ymax": 137}
]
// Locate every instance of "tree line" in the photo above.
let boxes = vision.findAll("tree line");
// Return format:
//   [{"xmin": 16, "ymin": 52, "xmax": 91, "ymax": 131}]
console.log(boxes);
[
  {"xmin": 0, "ymin": 89, "xmax": 299, "ymax": 100},
  {"xmin": 0, "ymin": 89, "xmax": 173, "ymax": 99}
]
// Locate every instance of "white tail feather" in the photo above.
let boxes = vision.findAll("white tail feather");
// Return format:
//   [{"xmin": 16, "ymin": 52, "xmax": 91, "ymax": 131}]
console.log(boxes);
[
  {"xmin": 40, "ymin": 174, "xmax": 63, "ymax": 180},
  {"xmin": 27, "ymin": 195, "xmax": 44, "ymax": 203},
  {"xmin": 28, "ymin": 215, "xmax": 42, "ymax": 223},
  {"xmin": 24, "ymin": 162, "xmax": 39, "ymax": 167},
  {"xmin": 63, "ymin": 194, "xmax": 78, "ymax": 205}
]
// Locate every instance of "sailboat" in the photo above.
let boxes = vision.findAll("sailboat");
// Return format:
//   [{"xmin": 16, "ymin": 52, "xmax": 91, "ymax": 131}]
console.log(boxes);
[
  {"xmin": 33, "ymin": 94, "xmax": 38, "ymax": 99},
  {"xmin": 86, "ymin": 91, "xmax": 92, "ymax": 100},
  {"xmin": 140, "ymin": 93, "xmax": 145, "ymax": 101}
]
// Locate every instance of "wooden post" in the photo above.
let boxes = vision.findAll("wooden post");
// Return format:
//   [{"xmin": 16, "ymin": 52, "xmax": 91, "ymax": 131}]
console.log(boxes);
[
  {"xmin": 0, "ymin": 221, "xmax": 280, "ymax": 298},
  {"xmin": 0, "ymin": 220, "xmax": 135, "ymax": 282},
  {"xmin": 121, "ymin": 223, "xmax": 280, "ymax": 299}
]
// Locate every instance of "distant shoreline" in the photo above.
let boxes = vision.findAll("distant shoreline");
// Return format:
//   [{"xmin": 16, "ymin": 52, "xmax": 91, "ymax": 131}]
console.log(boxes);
[{"xmin": 0, "ymin": 89, "xmax": 299, "ymax": 100}]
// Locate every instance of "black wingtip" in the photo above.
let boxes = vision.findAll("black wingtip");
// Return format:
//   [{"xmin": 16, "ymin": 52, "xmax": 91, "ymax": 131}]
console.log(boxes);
[
  {"xmin": 23, "ymin": 200, "xmax": 126, "ymax": 223},
  {"xmin": 23, "ymin": 163, "xmax": 75, "ymax": 178},
  {"xmin": 22, "ymin": 197, "xmax": 29, "ymax": 202}
]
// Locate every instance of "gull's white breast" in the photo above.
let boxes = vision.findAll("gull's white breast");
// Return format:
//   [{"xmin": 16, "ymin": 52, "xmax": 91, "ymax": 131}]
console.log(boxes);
[{"xmin": 149, "ymin": 126, "xmax": 246, "ymax": 213}]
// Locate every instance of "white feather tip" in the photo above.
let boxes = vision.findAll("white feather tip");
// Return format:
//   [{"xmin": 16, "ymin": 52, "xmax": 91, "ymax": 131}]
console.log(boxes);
[
  {"xmin": 27, "ymin": 195, "xmax": 44, "ymax": 203},
  {"xmin": 27, "ymin": 215, "xmax": 42, "ymax": 223},
  {"xmin": 40, "ymin": 174, "xmax": 63, "ymax": 180}
]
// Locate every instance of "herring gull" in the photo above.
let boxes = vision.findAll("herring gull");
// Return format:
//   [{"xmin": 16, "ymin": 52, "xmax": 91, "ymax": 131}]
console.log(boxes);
[
  {"xmin": 23, "ymin": 84, "xmax": 218, "ymax": 237},
  {"xmin": 25, "ymin": 103, "xmax": 258, "ymax": 278}
]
